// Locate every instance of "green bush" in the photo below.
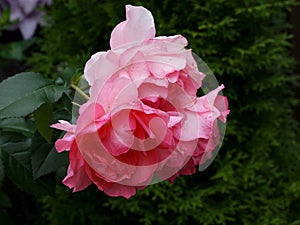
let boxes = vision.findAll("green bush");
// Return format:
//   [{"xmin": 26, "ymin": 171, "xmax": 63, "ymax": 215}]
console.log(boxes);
[{"xmin": 26, "ymin": 0, "xmax": 300, "ymax": 224}]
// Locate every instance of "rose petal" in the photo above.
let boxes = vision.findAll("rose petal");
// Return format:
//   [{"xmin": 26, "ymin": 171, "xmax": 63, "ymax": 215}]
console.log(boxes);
[
  {"xmin": 147, "ymin": 55, "xmax": 186, "ymax": 79},
  {"xmin": 214, "ymin": 95, "xmax": 230, "ymax": 123},
  {"xmin": 127, "ymin": 53, "xmax": 151, "ymax": 83},
  {"xmin": 51, "ymin": 120, "xmax": 76, "ymax": 152},
  {"xmin": 86, "ymin": 167, "xmax": 136, "ymax": 198},
  {"xmin": 51, "ymin": 120, "xmax": 75, "ymax": 133},
  {"xmin": 153, "ymin": 35, "xmax": 188, "ymax": 48},
  {"xmin": 173, "ymin": 109, "xmax": 213, "ymax": 141},
  {"xmin": 54, "ymin": 133, "xmax": 74, "ymax": 152},
  {"xmin": 88, "ymin": 76, "xmax": 139, "ymax": 112},
  {"xmin": 110, "ymin": 5, "xmax": 155, "ymax": 50},
  {"xmin": 84, "ymin": 51, "xmax": 119, "ymax": 86},
  {"xmin": 99, "ymin": 120, "xmax": 131, "ymax": 156},
  {"xmin": 62, "ymin": 142, "xmax": 92, "ymax": 192},
  {"xmin": 76, "ymin": 102, "xmax": 106, "ymax": 135}
]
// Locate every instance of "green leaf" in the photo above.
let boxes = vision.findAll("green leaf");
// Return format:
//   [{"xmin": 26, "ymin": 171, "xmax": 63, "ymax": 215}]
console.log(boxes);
[
  {"xmin": 0, "ymin": 117, "xmax": 35, "ymax": 137},
  {"xmin": 0, "ymin": 9, "xmax": 10, "ymax": 26},
  {"xmin": 58, "ymin": 67, "xmax": 76, "ymax": 85},
  {"xmin": 0, "ymin": 190, "xmax": 12, "ymax": 208},
  {"xmin": 0, "ymin": 42, "xmax": 23, "ymax": 61},
  {"xmin": 0, "ymin": 39, "xmax": 35, "ymax": 61},
  {"xmin": 0, "ymin": 131, "xmax": 28, "ymax": 145},
  {"xmin": 1, "ymin": 139, "xmax": 55, "ymax": 196},
  {"xmin": 0, "ymin": 152, "xmax": 3, "ymax": 183},
  {"xmin": 61, "ymin": 93, "xmax": 73, "ymax": 115},
  {"xmin": 31, "ymin": 136, "xmax": 68, "ymax": 180},
  {"xmin": 34, "ymin": 102, "xmax": 53, "ymax": 143},
  {"xmin": 0, "ymin": 72, "xmax": 66, "ymax": 119},
  {"xmin": 20, "ymin": 38, "xmax": 36, "ymax": 52}
]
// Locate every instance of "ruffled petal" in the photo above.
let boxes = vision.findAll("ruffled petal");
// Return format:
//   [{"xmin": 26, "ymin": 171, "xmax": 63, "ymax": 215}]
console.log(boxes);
[
  {"xmin": 62, "ymin": 142, "xmax": 92, "ymax": 192},
  {"xmin": 85, "ymin": 166, "xmax": 137, "ymax": 198},
  {"xmin": 103, "ymin": 182, "xmax": 136, "ymax": 199},
  {"xmin": 51, "ymin": 120, "xmax": 76, "ymax": 152},
  {"xmin": 147, "ymin": 55, "xmax": 186, "ymax": 79},
  {"xmin": 51, "ymin": 120, "xmax": 75, "ymax": 133},
  {"xmin": 84, "ymin": 51, "xmax": 119, "ymax": 86},
  {"xmin": 54, "ymin": 133, "xmax": 74, "ymax": 152},
  {"xmin": 88, "ymin": 76, "xmax": 139, "ymax": 112},
  {"xmin": 153, "ymin": 35, "xmax": 188, "ymax": 50},
  {"xmin": 214, "ymin": 95, "xmax": 230, "ymax": 123},
  {"xmin": 110, "ymin": 5, "xmax": 155, "ymax": 50}
]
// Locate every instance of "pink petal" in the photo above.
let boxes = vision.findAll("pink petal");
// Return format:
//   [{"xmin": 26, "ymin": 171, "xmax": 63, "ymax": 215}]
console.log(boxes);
[
  {"xmin": 194, "ymin": 120, "xmax": 220, "ymax": 166},
  {"xmin": 99, "ymin": 121, "xmax": 131, "ymax": 156},
  {"xmin": 167, "ymin": 71, "xmax": 180, "ymax": 83},
  {"xmin": 75, "ymin": 124, "xmax": 135, "ymax": 183},
  {"xmin": 166, "ymin": 83, "xmax": 196, "ymax": 109},
  {"xmin": 89, "ymin": 76, "xmax": 139, "ymax": 112},
  {"xmin": 62, "ymin": 142, "xmax": 92, "ymax": 192},
  {"xmin": 153, "ymin": 35, "xmax": 188, "ymax": 50},
  {"xmin": 76, "ymin": 102, "xmax": 105, "ymax": 135},
  {"xmin": 107, "ymin": 110, "xmax": 136, "ymax": 153},
  {"xmin": 51, "ymin": 121, "xmax": 76, "ymax": 152},
  {"xmin": 102, "ymin": 183, "xmax": 136, "ymax": 199},
  {"xmin": 175, "ymin": 110, "xmax": 213, "ymax": 141},
  {"xmin": 214, "ymin": 95, "xmax": 230, "ymax": 123},
  {"xmin": 110, "ymin": 5, "xmax": 155, "ymax": 50},
  {"xmin": 196, "ymin": 84, "xmax": 230, "ymax": 122},
  {"xmin": 86, "ymin": 167, "xmax": 137, "ymax": 198},
  {"xmin": 84, "ymin": 51, "xmax": 119, "ymax": 86},
  {"xmin": 138, "ymin": 82, "xmax": 168, "ymax": 101},
  {"xmin": 127, "ymin": 52, "xmax": 151, "ymax": 83},
  {"xmin": 54, "ymin": 133, "xmax": 74, "ymax": 152},
  {"xmin": 168, "ymin": 112, "xmax": 182, "ymax": 127},
  {"xmin": 147, "ymin": 55, "xmax": 186, "ymax": 79},
  {"xmin": 51, "ymin": 120, "xmax": 75, "ymax": 133}
]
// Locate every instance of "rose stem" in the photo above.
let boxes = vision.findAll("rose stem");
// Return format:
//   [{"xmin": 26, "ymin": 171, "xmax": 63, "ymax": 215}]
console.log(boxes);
[{"xmin": 70, "ymin": 84, "xmax": 90, "ymax": 101}]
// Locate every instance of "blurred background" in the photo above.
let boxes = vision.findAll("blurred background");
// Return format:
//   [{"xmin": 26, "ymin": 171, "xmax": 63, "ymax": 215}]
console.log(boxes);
[{"xmin": 0, "ymin": 0, "xmax": 300, "ymax": 224}]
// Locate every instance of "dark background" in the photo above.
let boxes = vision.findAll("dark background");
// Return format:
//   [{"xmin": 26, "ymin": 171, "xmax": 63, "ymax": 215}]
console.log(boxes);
[{"xmin": 291, "ymin": 3, "xmax": 300, "ymax": 121}]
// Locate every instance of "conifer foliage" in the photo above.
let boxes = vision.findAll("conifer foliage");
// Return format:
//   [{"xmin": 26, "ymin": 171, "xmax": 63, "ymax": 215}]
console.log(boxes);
[{"xmin": 3, "ymin": 0, "xmax": 300, "ymax": 224}]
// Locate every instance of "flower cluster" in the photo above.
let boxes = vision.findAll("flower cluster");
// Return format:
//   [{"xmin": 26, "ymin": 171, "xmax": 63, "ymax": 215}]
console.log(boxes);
[
  {"xmin": 0, "ymin": 0, "xmax": 51, "ymax": 39},
  {"xmin": 52, "ymin": 5, "xmax": 229, "ymax": 198}
]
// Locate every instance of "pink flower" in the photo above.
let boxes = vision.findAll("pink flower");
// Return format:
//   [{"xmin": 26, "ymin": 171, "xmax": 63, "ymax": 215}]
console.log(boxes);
[
  {"xmin": 0, "ymin": 0, "xmax": 51, "ymax": 39},
  {"xmin": 51, "ymin": 5, "xmax": 229, "ymax": 198}
]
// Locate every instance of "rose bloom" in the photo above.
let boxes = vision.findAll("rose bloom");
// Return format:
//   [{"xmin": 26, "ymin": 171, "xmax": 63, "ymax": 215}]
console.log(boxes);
[
  {"xmin": 52, "ymin": 5, "xmax": 229, "ymax": 198},
  {"xmin": 0, "ymin": 0, "xmax": 51, "ymax": 39}
]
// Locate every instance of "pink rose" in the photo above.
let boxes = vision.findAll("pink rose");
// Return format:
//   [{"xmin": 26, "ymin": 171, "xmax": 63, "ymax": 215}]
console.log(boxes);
[{"xmin": 51, "ymin": 5, "xmax": 229, "ymax": 198}]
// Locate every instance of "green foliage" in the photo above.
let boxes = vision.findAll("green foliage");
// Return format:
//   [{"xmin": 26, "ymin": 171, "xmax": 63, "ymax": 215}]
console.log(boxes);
[
  {"xmin": 0, "ymin": 39, "xmax": 35, "ymax": 61},
  {"xmin": 0, "ymin": 70, "xmax": 71, "ymax": 198},
  {"xmin": 0, "ymin": 72, "xmax": 65, "ymax": 118},
  {"xmin": 5, "ymin": 0, "xmax": 300, "ymax": 224},
  {"xmin": 34, "ymin": 102, "xmax": 54, "ymax": 142},
  {"xmin": 0, "ymin": 151, "xmax": 3, "ymax": 183},
  {"xmin": 28, "ymin": 0, "xmax": 127, "ymax": 76},
  {"xmin": 31, "ymin": 135, "xmax": 68, "ymax": 180},
  {"xmin": 0, "ymin": 9, "xmax": 13, "ymax": 36},
  {"xmin": 1, "ymin": 133, "xmax": 55, "ymax": 196},
  {"xmin": 0, "ymin": 117, "xmax": 35, "ymax": 137}
]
